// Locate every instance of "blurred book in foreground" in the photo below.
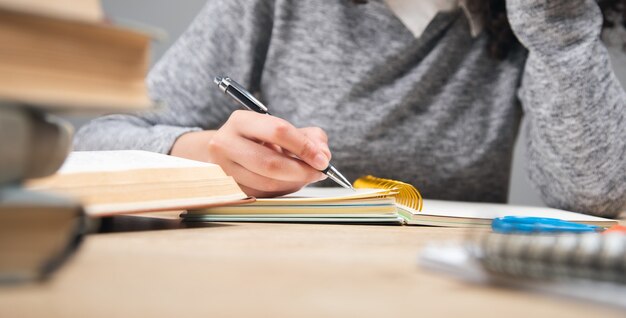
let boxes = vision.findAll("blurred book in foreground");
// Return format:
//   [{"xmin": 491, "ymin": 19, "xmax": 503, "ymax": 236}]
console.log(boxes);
[
  {"xmin": 0, "ymin": 0, "xmax": 157, "ymax": 283},
  {"xmin": 0, "ymin": 187, "xmax": 85, "ymax": 283},
  {"xmin": 0, "ymin": 0, "xmax": 153, "ymax": 112}
]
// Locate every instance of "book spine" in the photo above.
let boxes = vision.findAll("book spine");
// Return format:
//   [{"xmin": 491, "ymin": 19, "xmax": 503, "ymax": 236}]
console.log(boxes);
[
  {"xmin": 0, "ymin": 104, "xmax": 72, "ymax": 184},
  {"xmin": 0, "ymin": 186, "xmax": 86, "ymax": 283}
]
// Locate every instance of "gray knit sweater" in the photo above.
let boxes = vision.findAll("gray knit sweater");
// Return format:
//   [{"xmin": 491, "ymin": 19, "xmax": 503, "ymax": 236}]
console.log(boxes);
[{"xmin": 74, "ymin": 0, "xmax": 626, "ymax": 217}]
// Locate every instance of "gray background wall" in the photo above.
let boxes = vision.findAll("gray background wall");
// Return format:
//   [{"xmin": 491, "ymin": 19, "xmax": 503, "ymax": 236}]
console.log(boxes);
[{"xmin": 100, "ymin": 0, "xmax": 626, "ymax": 207}]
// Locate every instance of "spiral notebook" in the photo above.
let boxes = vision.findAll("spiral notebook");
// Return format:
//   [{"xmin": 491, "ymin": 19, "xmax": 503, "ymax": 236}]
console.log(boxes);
[
  {"xmin": 420, "ymin": 232, "xmax": 626, "ymax": 308},
  {"xmin": 183, "ymin": 187, "xmax": 404, "ymax": 224},
  {"xmin": 183, "ymin": 176, "xmax": 616, "ymax": 227}
]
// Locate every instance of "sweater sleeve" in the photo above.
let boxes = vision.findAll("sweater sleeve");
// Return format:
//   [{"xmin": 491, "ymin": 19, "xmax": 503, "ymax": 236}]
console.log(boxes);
[
  {"xmin": 507, "ymin": 0, "xmax": 626, "ymax": 217},
  {"xmin": 73, "ymin": 0, "xmax": 274, "ymax": 154}
]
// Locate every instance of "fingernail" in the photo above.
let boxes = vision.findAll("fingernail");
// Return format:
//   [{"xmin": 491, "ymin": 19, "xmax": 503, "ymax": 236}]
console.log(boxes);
[
  {"xmin": 318, "ymin": 173, "xmax": 328, "ymax": 181},
  {"xmin": 313, "ymin": 153, "xmax": 329, "ymax": 170}
]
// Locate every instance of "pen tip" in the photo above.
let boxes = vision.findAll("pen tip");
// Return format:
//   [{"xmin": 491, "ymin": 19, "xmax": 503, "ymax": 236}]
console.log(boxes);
[
  {"xmin": 214, "ymin": 77, "xmax": 222, "ymax": 85},
  {"xmin": 324, "ymin": 164, "xmax": 354, "ymax": 190}
]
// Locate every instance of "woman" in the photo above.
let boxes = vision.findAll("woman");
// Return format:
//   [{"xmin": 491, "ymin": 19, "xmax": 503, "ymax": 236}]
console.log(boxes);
[{"xmin": 74, "ymin": 0, "xmax": 626, "ymax": 217}]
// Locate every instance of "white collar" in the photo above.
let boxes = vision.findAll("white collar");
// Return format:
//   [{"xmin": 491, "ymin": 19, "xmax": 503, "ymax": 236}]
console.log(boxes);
[{"xmin": 384, "ymin": 0, "xmax": 483, "ymax": 38}]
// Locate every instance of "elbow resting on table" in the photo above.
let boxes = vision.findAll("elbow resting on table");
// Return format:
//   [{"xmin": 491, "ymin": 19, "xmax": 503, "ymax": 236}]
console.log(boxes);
[{"xmin": 530, "ymin": 173, "xmax": 626, "ymax": 219}]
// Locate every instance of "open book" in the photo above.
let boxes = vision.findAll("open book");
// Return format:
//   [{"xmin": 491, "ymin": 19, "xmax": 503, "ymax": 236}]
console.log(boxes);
[
  {"xmin": 27, "ymin": 151, "xmax": 250, "ymax": 216},
  {"xmin": 183, "ymin": 176, "xmax": 616, "ymax": 227}
]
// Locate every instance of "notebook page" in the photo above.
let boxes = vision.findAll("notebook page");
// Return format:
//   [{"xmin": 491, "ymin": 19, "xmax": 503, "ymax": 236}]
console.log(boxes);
[
  {"xmin": 255, "ymin": 187, "xmax": 393, "ymax": 203},
  {"xmin": 413, "ymin": 199, "xmax": 613, "ymax": 223}
]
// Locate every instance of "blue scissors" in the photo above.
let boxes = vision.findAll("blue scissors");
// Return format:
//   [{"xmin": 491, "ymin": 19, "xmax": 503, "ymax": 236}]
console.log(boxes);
[{"xmin": 492, "ymin": 216, "xmax": 601, "ymax": 234}]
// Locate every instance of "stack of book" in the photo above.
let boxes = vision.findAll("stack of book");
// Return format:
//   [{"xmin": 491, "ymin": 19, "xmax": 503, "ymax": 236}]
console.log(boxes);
[{"xmin": 0, "ymin": 0, "xmax": 153, "ymax": 283}]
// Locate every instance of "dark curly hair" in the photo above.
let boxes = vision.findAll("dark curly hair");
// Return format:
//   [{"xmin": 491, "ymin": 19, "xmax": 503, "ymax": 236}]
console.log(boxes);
[{"xmin": 352, "ymin": 0, "xmax": 626, "ymax": 59}]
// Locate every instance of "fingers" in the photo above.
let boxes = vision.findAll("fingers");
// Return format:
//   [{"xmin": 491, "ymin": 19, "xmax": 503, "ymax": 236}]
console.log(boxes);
[
  {"xmin": 216, "ymin": 160, "xmax": 305, "ymax": 198},
  {"xmin": 208, "ymin": 131, "xmax": 325, "ymax": 183},
  {"xmin": 227, "ymin": 111, "xmax": 330, "ymax": 170},
  {"xmin": 210, "ymin": 144, "xmax": 310, "ymax": 196},
  {"xmin": 299, "ymin": 127, "xmax": 331, "ymax": 160},
  {"xmin": 206, "ymin": 111, "xmax": 333, "ymax": 197},
  {"xmin": 238, "ymin": 184, "xmax": 300, "ymax": 199},
  {"xmin": 277, "ymin": 127, "xmax": 331, "ymax": 162}
]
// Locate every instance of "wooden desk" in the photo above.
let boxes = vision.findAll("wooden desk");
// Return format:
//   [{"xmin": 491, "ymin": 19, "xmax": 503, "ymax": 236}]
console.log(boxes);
[{"xmin": 0, "ymin": 213, "xmax": 623, "ymax": 318}]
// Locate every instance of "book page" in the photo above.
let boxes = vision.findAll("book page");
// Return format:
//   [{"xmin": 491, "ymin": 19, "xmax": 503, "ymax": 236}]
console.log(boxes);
[
  {"xmin": 0, "ymin": 0, "xmax": 103, "ymax": 22},
  {"xmin": 58, "ymin": 150, "xmax": 215, "ymax": 173},
  {"xmin": 415, "ymin": 199, "xmax": 612, "ymax": 222}
]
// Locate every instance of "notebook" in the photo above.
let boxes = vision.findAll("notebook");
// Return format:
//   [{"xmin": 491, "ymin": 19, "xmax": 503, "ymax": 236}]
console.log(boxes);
[
  {"xmin": 26, "ymin": 150, "xmax": 250, "ymax": 216},
  {"xmin": 419, "ymin": 232, "xmax": 626, "ymax": 308},
  {"xmin": 183, "ymin": 187, "xmax": 404, "ymax": 224},
  {"xmin": 399, "ymin": 200, "xmax": 616, "ymax": 227},
  {"xmin": 184, "ymin": 176, "xmax": 616, "ymax": 227}
]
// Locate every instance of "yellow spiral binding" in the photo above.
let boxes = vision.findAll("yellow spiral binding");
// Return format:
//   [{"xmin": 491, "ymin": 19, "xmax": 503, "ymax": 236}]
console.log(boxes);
[{"xmin": 353, "ymin": 175, "xmax": 423, "ymax": 211}]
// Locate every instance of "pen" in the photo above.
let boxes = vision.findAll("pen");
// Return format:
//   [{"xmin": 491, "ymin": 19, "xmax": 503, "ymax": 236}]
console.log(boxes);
[
  {"xmin": 492, "ymin": 216, "xmax": 601, "ymax": 234},
  {"xmin": 214, "ymin": 76, "xmax": 354, "ymax": 190}
]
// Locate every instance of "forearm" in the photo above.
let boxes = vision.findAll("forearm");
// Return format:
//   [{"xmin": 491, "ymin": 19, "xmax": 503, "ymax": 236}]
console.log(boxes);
[
  {"xmin": 73, "ymin": 114, "xmax": 201, "ymax": 154},
  {"xmin": 508, "ymin": 0, "xmax": 626, "ymax": 216},
  {"xmin": 170, "ymin": 130, "xmax": 217, "ymax": 161}
]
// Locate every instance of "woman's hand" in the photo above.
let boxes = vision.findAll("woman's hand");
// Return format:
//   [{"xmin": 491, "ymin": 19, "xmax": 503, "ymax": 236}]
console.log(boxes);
[{"xmin": 170, "ymin": 110, "xmax": 331, "ymax": 197}]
